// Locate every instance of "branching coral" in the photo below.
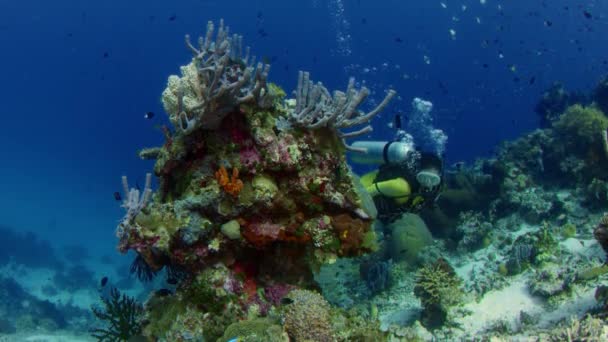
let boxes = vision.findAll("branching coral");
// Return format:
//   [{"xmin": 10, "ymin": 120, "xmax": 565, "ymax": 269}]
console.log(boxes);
[
  {"xmin": 90, "ymin": 288, "xmax": 143, "ymax": 341},
  {"xmin": 116, "ymin": 173, "xmax": 153, "ymax": 253},
  {"xmin": 215, "ymin": 165, "xmax": 244, "ymax": 197},
  {"xmin": 289, "ymin": 71, "xmax": 396, "ymax": 152},
  {"xmin": 549, "ymin": 315, "xmax": 608, "ymax": 341},
  {"xmin": 162, "ymin": 19, "xmax": 271, "ymax": 133},
  {"xmin": 414, "ymin": 258, "xmax": 463, "ymax": 329}
]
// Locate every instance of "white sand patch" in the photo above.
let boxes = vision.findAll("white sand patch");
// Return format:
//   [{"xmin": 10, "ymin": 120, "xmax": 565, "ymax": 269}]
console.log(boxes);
[
  {"xmin": 0, "ymin": 332, "xmax": 95, "ymax": 342},
  {"xmin": 455, "ymin": 277, "xmax": 542, "ymax": 333},
  {"xmin": 561, "ymin": 238, "xmax": 603, "ymax": 260},
  {"xmin": 537, "ymin": 287, "xmax": 598, "ymax": 328}
]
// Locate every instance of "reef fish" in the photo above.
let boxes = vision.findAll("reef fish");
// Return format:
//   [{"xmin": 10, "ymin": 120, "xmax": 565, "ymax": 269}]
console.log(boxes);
[{"xmin": 100, "ymin": 276, "xmax": 108, "ymax": 287}]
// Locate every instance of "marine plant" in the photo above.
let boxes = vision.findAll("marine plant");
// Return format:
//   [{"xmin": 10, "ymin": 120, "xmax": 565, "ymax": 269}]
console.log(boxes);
[
  {"xmin": 553, "ymin": 104, "xmax": 608, "ymax": 147},
  {"xmin": 90, "ymin": 288, "xmax": 143, "ymax": 341},
  {"xmin": 414, "ymin": 258, "xmax": 463, "ymax": 329}
]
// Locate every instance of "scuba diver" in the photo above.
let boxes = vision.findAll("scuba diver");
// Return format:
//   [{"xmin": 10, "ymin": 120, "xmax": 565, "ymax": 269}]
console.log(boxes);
[{"xmin": 348, "ymin": 109, "xmax": 444, "ymax": 224}]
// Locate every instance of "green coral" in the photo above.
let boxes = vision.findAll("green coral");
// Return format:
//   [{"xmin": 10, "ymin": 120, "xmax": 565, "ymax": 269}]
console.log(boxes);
[
  {"xmin": 331, "ymin": 307, "xmax": 387, "ymax": 342},
  {"xmin": 560, "ymin": 222, "xmax": 577, "ymax": 238},
  {"xmin": 221, "ymin": 219, "xmax": 242, "ymax": 240},
  {"xmin": 186, "ymin": 270, "xmax": 236, "ymax": 314},
  {"xmin": 218, "ymin": 318, "xmax": 288, "ymax": 342},
  {"xmin": 163, "ymin": 306, "xmax": 207, "ymax": 342},
  {"xmin": 414, "ymin": 259, "xmax": 463, "ymax": 329},
  {"xmin": 134, "ymin": 205, "xmax": 188, "ymax": 249},
  {"xmin": 534, "ymin": 223, "xmax": 559, "ymax": 264},
  {"xmin": 142, "ymin": 294, "xmax": 188, "ymax": 339},
  {"xmin": 90, "ymin": 288, "xmax": 143, "ymax": 342},
  {"xmin": 554, "ymin": 104, "xmax": 608, "ymax": 145}
]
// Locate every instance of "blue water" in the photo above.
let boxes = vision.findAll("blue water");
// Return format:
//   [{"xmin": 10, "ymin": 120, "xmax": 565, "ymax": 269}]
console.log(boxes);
[{"xmin": 0, "ymin": 0, "xmax": 606, "ymax": 285}]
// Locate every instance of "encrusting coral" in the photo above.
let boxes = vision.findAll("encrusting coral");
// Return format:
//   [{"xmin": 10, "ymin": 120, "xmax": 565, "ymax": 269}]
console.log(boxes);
[{"xmin": 112, "ymin": 18, "xmax": 395, "ymax": 340}]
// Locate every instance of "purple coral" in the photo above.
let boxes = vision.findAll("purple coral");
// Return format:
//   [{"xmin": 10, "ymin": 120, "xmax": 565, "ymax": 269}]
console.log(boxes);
[
  {"xmin": 239, "ymin": 146, "xmax": 261, "ymax": 171},
  {"xmin": 249, "ymin": 221, "xmax": 282, "ymax": 240},
  {"xmin": 264, "ymin": 283, "xmax": 295, "ymax": 306}
]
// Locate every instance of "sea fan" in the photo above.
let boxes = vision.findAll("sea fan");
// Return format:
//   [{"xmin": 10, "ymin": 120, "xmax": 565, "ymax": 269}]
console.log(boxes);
[
  {"xmin": 130, "ymin": 254, "xmax": 158, "ymax": 282},
  {"xmin": 90, "ymin": 288, "xmax": 143, "ymax": 341}
]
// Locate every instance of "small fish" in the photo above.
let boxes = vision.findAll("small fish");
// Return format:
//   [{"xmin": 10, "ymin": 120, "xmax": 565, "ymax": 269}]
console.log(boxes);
[
  {"xmin": 167, "ymin": 277, "xmax": 178, "ymax": 285},
  {"xmin": 155, "ymin": 288, "xmax": 173, "ymax": 297},
  {"xmin": 583, "ymin": 10, "xmax": 592, "ymax": 19},
  {"xmin": 144, "ymin": 111, "xmax": 154, "ymax": 119},
  {"xmin": 529, "ymin": 76, "xmax": 536, "ymax": 85},
  {"xmin": 394, "ymin": 114, "xmax": 402, "ymax": 129},
  {"xmin": 544, "ymin": 20, "xmax": 552, "ymax": 27},
  {"xmin": 113, "ymin": 192, "xmax": 122, "ymax": 201},
  {"xmin": 100, "ymin": 276, "xmax": 108, "ymax": 287},
  {"xmin": 281, "ymin": 297, "xmax": 294, "ymax": 305},
  {"xmin": 482, "ymin": 63, "xmax": 489, "ymax": 68},
  {"xmin": 103, "ymin": 52, "xmax": 109, "ymax": 58},
  {"xmin": 394, "ymin": 37, "xmax": 403, "ymax": 43},
  {"xmin": 361, "ymin": 18, "xmax": 367, "ymax": 24},
  {"xmin": 168, "ymin": 14, "xmax": 177, "ymax": 21}
]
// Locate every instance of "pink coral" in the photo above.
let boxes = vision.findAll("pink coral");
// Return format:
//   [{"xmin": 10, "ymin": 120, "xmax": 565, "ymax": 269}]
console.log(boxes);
[
  {"xmin": 240, "ymin": 146, "xmax": 261, "ymax": 171},
  {"xmin": 264, "ymin": 283, "xmax": 295, "ymax": 306},
  {"xmin": 250, "ymin": 221, "xmax": 282, "ymax": 239}
]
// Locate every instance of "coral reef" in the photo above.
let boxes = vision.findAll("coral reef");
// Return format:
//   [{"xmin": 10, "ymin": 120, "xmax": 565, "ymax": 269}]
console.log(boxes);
[{"xmin": 109, "ymin": 19, "xmax": 398, "ymax": 341}]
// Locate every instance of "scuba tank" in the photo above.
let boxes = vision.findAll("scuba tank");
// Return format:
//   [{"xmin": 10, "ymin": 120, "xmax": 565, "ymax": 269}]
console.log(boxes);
[{"xmin": 348, "ymin": 141, "xmax": 415, "ymax": 165}]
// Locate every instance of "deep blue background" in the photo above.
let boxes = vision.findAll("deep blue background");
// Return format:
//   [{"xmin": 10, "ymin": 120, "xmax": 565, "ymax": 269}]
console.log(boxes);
[{"xmin": 0, "ymin": 0, "xmax": 606, "ymax": 254}]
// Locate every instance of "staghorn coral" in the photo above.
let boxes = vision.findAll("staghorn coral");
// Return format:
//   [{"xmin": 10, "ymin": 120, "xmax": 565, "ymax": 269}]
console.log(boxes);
[{"xmin": 289, "ymin": 70, "xmax": 396, "ymax": 152}]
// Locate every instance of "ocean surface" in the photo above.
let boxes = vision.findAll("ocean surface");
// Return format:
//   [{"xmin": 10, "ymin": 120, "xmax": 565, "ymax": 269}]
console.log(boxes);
[{"xmin": 1, "ymin": 0, "xmax": 607, "ymax": 340}]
